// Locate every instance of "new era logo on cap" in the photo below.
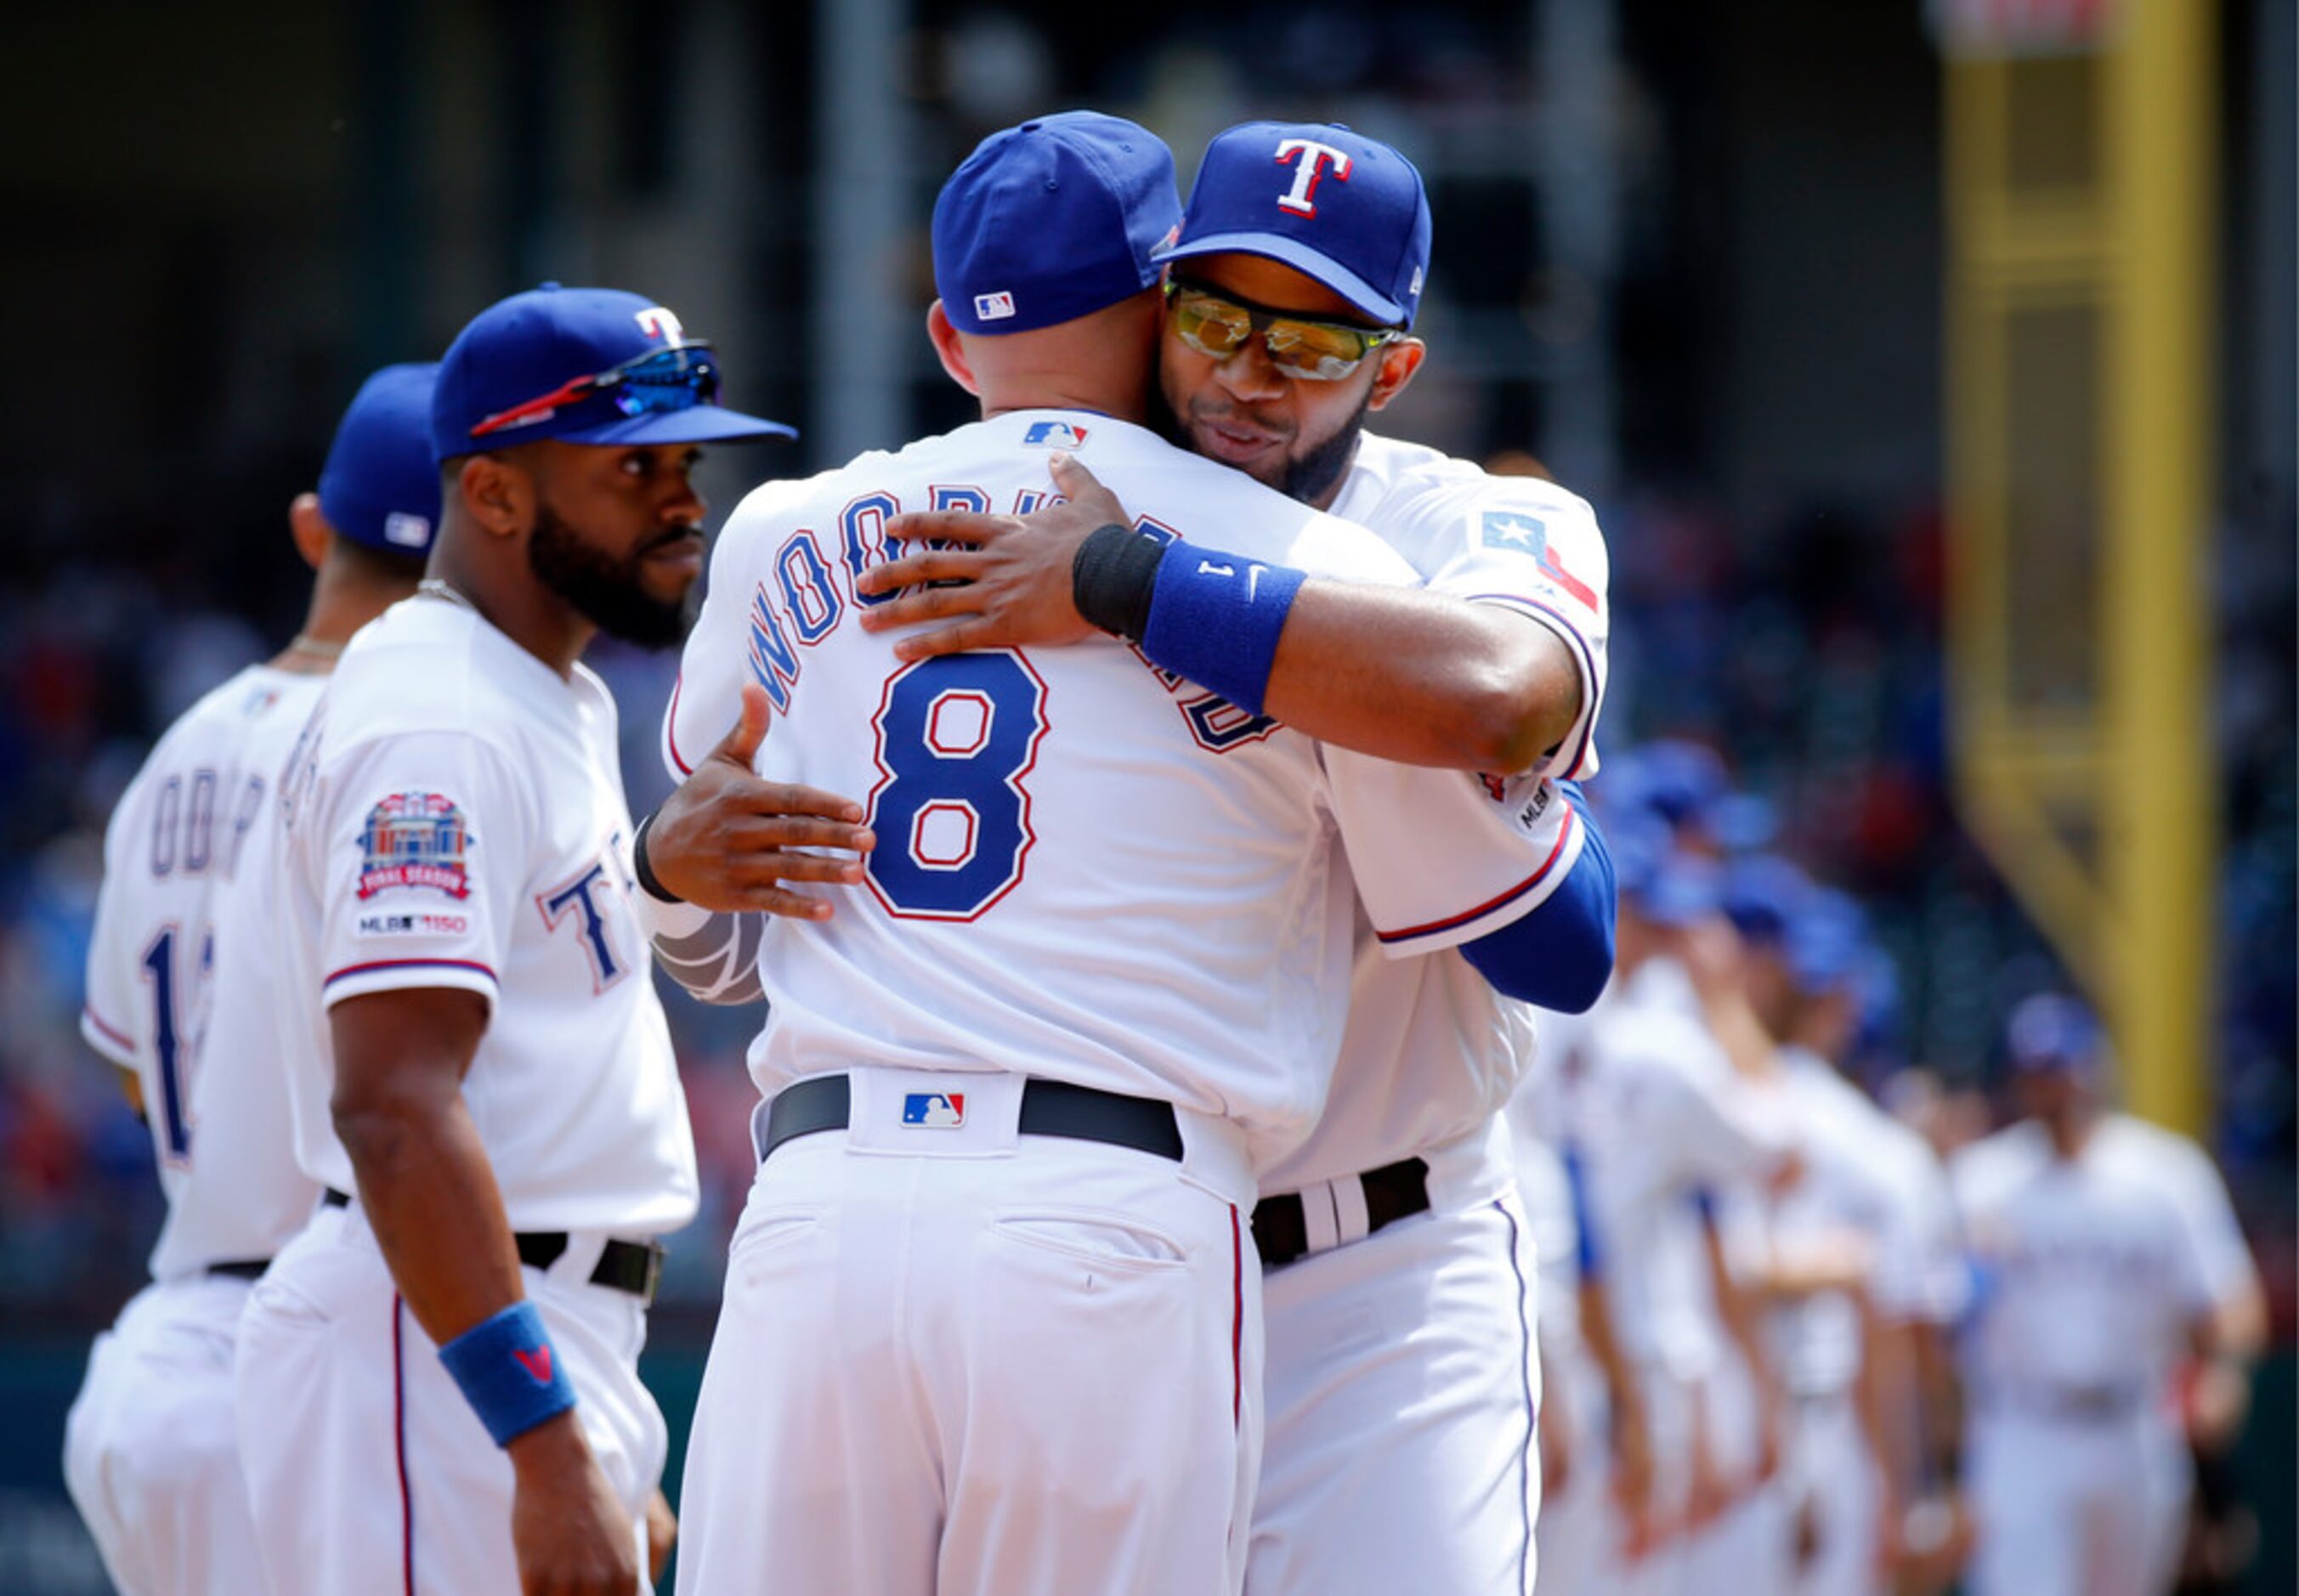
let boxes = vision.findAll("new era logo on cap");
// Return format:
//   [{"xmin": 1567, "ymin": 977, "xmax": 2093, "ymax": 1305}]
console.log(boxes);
[
  {"xmin": 902, "ymin": 1092, "xmax": 965, "ymax": 1128},
  {"xmin": 974, "ymin": 291, "xmax": 1016, "ymax": 321},
  {"xmin": 1022, "ymin": 421, "xmax": 1089, "ymax": 448}
]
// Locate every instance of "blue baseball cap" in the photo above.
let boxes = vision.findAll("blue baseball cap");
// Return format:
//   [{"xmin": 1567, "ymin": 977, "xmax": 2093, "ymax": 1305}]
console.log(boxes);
[
  {"xmin": 2005, "ymin": 993, "xmax": 2104, "ymax": 1078},
  {"xmin": 1612, "ymin": 813, "xmax": 1720, "ymax": 927},
  {"xmin": 1156, "ymin": 121, "xmax": 1432, "ymax": 328},
  {"xmin": 318, "ymin": 363, "xmax": 444, "ymax": 556},
  {"xmin": 1786, "ymin": 888, "xmax": 1868, "ymax": 995},
  {"xmin": 933, "ymin": 112, "xmax": 1181, "ymax": 337},
  {"xmin": 431, "ymin": 284, "xmax": 795, "ymax": 462},
  {"xmin": 1722, "ymin": 854, "xmax": 1816, "ymax": 948}
]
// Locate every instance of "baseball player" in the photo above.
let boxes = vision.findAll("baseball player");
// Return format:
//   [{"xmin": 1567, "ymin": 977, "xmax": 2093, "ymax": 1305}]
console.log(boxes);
[
  {"xmin": 231, "ymin": 286, "xmax": 812, "ymax": 1596},
  {"xmin": 1951, "ymin": 995, "xmax": 2234, "ymax": 1596},
  {"xmin": 1722, "ymin": 859, "xmax": 1951, "ymax": 1596},
  {"xmin": 65, "ymin": 364, "xmax": 441, "ymax": 1596},
  {"xmin": 850, "ymin": 121, "xmax": 1615, "ymax": 1595},
  {"xmin": 643, "ymin": 113, "xmax": 1592, "ymax": 1596}
]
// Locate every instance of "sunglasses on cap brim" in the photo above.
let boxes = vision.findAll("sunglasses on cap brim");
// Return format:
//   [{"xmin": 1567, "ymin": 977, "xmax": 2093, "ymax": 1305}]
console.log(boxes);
[{"xmin": 471, "ymin": 342, "xmax": 724, "ymax": 439}]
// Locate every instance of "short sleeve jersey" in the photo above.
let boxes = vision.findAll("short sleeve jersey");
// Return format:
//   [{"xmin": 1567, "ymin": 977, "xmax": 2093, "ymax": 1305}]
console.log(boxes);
[
  {"xmin": 665, "ymin": 411, "xmax": 1570, "ymax": 1155},
  {"xmin": 1952, "ymin": 1120, "xmax": 2215, "ymax": 1396},
  {"xmin": 1562, "ymin": 971, "xmax": 1792, "ymax": 1369},
  {"xmin": 1262, "ymin": 433, "xmax": 1612, "ymax": 1194},
  {"xmin": 82, "ymin": 666, "xmax": 325, "ymax": 1281},
  {"xmin": 2092, "ymin": 1114, "xmax": 2261, "ymax": 1314},
  {"xmin": 276, "ymin": 595, "xmax": 697, "ymax": 1236}
]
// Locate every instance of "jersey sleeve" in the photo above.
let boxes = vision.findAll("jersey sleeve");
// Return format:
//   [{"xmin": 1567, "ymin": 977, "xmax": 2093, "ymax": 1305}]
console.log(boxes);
[
  {"xmin": 80, "ymin": 767, "xmax": 156, "ymax": 1069},
  {"xmin": 1321, "ymin": 750, "xmax": 1590, "ymax": 957},
  {"xmin": 663, "ymin": 480, "xmax": 804, "ymax": 780},
  {"xmin": 2160, "ymin": 1140, "xmax": 2262, "ymax": 1312},
  {"xmin": 310, "ymin": 731, "xmax": 530, "ymax": 1012},
  {"xmin": 1662, "ymin": 1064, "xmax": 1793, "ymax": 1190},
  {"xmin": 1419, "ymin": 485, "xmax": 1611, "ymax": 780}
]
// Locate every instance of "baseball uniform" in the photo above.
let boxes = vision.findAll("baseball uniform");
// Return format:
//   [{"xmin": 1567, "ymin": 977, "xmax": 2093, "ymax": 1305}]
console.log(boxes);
[
  {"xmin": 66, "ymin": 360, "xmax": 443, "ymax": 1596},
  {"xmin": 65, "ymin": 667, "xmax": 325, "ymax": 1596},
  {"xmin": 1952, "ymin": 1118, "xmax": 2218, "ymax": 1596},
  {"xmin": 661, "ymin": 408, "xmax": 1577, "ymax": 1596},
  {"xmin": 1763, "ymin": 1050, "xmax": 1908, "ymax": 1596},
  {"xmin": 1554, "ymin": 956, "xmax": 1793, "ymax": 1596},
  {"xmin": 234, "ymin": 591, "xmax": 696, "ymax": 1595},
  {"xmin": 1244, "ymin": 431, "xmax": 1611, "ymax": 1596}
]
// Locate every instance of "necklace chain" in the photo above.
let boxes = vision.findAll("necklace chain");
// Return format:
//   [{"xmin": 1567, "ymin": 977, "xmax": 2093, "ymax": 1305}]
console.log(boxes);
[
  {"xmin": 417, "ymin": 579, "xmax": 475, "ymax": 610},
  {"xmin": 286, "ymin": 633, "xmax": 344, "ymax": 659}
]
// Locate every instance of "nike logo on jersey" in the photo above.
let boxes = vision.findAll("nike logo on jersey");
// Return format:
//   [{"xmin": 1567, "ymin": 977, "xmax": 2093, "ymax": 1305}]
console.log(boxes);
[{"xmin": 514, "ymin": 1345, "xmax": 555, "ymax": 1384}]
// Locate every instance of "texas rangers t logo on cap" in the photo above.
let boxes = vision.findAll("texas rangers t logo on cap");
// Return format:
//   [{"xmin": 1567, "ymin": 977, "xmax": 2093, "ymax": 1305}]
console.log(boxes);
[
  {"xmin": 634, "ymin": 305, "xmax": 685, "ymax": 342},
  {"xmin": 1275, "ymin": 138, "xmax": 1354, "ymax": 217}
]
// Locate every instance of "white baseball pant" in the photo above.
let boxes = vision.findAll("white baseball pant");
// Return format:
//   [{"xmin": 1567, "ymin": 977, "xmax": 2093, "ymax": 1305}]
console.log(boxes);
[
  {"xmin": 1247, "ymin": 1142, "xmax": 1540, "ymax": 1595},
  {"xmin": 1966, "ymin": 1405, "xmax": 2191, "ymax": 1596},
  {"xmin": 63, "ymin": 1276, "xmax": 267, "ymax": 1596},
  {"xmin": 674, "ymin": 1067, "xmax": 1261, "ymax": 1596},
  {"xmin": 235, "ymin": 1201, "xmax": 665, "ymax": 1595}
]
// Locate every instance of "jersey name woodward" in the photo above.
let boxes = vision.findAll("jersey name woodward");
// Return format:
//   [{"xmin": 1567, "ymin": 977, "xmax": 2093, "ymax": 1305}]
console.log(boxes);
[{"xmin": 716, "ymin": 483, "xmax": 1275, "ymax": 759}]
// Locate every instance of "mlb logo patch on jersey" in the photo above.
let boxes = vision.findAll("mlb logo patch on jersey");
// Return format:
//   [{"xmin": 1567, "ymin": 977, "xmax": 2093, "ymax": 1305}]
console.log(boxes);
[
  {"xmin": 1021, "ymin": 420, "xmax": 1089, "ymax": 449},
  {"xmin": 355, "ymin": 791, "xmax": 473, "ymax": 900},
  {"xmin": 974, "ymin": 291, "xmax": 1016, "ymax": 322},
  {"xmin": 901, "ymin": 1092, "xmax": 965, "ymax": 1128}
]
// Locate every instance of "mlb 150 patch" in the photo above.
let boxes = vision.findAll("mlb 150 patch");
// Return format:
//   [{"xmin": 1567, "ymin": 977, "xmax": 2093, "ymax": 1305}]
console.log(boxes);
[
  {"xmin": 356, "ymin": 791, "xmax": 473, "ymax": 899},
  {"xmin": 902, "ymin": 1093, "xmax": 965, "ymax": 1128}
]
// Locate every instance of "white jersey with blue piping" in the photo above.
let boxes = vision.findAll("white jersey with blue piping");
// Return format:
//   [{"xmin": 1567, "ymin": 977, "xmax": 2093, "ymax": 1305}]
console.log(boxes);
[
  {"xmin": 273, "ymin": 594, "xmax": 698, "ymax": 1236},
  {"xmin": 1261, "ymin": 431, "xmax": 1611, "ymax": 1195},
  {"xmin": 82, "ymin": 665, "xmax": 327, "ymax": 1282},
  {"xmin": 665, "ymin": 410, "xmax": 1569, "ymax": 1161}
]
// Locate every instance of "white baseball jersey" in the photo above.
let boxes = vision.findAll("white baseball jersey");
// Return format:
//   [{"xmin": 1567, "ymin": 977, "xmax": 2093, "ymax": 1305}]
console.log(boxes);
[
  {"xmin": 1951, "ymin": 1119, "xmax": 2216, "ymax": 1399},
  {"xmin": 1260, "ymin": 431, "xmax": 1611, "ymax": 1196},
  {"xmin": 275, "ymin": 594, "xmax": 697, "ymax": 1234},
  {"xmin": 665, "ymin": 410, "xmax": 1571, "ymax": 1154},
  {"xmin": 1561, "ymin": 961, "xmax": 1791, "ymax": 1372},
  {"xmin": 2087, "ymin": 1113, "xmax": 2261, "ymax": 1313},
  {"xmin": 82, "ymin": 665, "xmax": 326, "ymax": 1280}
]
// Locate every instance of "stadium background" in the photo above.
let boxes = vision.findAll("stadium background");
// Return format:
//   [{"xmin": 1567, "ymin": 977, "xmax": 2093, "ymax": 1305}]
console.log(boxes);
[{"xmin": 0, "ymin": 1, "xmax": 2287, "ymax": 1590}]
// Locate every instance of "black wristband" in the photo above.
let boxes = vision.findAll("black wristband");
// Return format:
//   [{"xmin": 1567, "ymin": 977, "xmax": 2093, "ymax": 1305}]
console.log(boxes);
[
  {"xmin": 1071, "ymin": 523, "xmax": 1167, "ymax": 642},
  {"xmin": 631, "ymin": 812, "xmax": 683, "ymax": 904}
]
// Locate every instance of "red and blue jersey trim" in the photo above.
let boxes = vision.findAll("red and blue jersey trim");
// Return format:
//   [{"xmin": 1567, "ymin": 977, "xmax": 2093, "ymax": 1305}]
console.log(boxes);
[
  {"xmin": 324, "ymin": 958, "xmax": 500, "ymax": 993},
  {"xmin": 82, "ymin": 1005, "xmax": 136, "ymax": 1054},
  {"xmin": 1464, "ymin": 591, "xmax": 1602, "ymax": 778},
  {"xmin": 1375, "ymin": 803, "xmax": 1578, "ymax": 947}
]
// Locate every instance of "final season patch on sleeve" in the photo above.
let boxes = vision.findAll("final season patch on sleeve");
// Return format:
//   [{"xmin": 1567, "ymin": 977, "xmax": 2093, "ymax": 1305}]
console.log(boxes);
[
  {"xmin": 1479, "ymin": 509, "xmax": 1600, "ymax": 612},
  {"xmin": 355, "ymin": 792, "xmax": 474, "ymax": 900}
]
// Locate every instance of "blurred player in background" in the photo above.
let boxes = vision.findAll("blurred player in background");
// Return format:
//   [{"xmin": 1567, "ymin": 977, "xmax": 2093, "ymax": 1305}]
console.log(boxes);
[
  {"xmin": 234, "ymin": 286, "xmax": 807, "ymax": 1596},
  {"xmin": 1951, "ymin": 995, "xmax": 2251, "ymax": 1596},
  {"xmin": 855, "ymin": 119, "xmax": 1617, "ymax": 1594},
  {"xmin": 648, "ymin": 112, "xmax": 1594, "ymax": 1595},
  {"xmin": 65, "ymin": 364, "xmax": 440, "ymax": 1595}
]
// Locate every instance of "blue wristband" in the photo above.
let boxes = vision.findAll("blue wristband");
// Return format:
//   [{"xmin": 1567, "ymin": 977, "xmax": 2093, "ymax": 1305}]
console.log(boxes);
[
  {"xmin": 437, "ymin": 1301, "xmax": 576, "ymax": 1447},
  {"xmin": 1138, "ymin": 545, "xmax": 1305, "ymax": 717}
]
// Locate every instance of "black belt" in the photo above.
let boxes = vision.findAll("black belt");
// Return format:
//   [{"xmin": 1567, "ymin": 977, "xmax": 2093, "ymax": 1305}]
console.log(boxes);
[
  {"xmin": 206, "ymin": 1259, "xmax": 270, "ymax": 1281},
  {"xmin": 758, "ymin": 1074, "xmax": 1185, "ymax": 1163},
  {"xmin": 321, "ymin": 1188, "xmax": 663, "ymax": 1304},
  {"xmin": 1253, "ymin": 1157, "xmax": 1432, "ymax": 1269}
]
